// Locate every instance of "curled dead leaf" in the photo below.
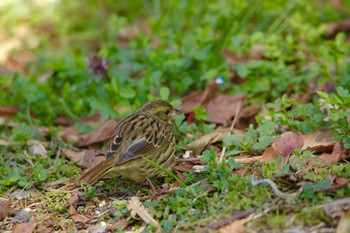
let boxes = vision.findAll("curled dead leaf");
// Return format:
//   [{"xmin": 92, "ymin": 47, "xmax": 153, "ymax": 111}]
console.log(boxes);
[
  {"xmin": 127, "ymin": 196, "xmax": 160, "ymax": 228},
  {"xmin": 65, "ymin": 148, "xmax": 105, "ymax": 168},
  {"xmin": 12, "ymin": 221, "xmax": 37, "ymax": 233},
  {"xmin": 183, "ymin": 128, "xmax": 244, "ymax": 155},
  {"xmin": 301, "ymin": 129, "xmax": 335, "ymax": 152},
  {"xmin": 0, "ymin": 197, "xmax": 11, "ymax": 219},
  {"xmin": 76, "ymin": 119, "xmax": 118, "ymax": 147}
]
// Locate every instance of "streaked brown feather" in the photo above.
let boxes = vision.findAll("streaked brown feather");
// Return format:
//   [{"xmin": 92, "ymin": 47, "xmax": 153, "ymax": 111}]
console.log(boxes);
[{"xmin": 78, "ymin": 100, "xmax": 178, "ymax": 185}]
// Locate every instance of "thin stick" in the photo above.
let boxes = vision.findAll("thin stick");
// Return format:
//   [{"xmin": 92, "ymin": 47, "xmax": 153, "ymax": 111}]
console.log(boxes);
[
  {"xmin": 218, "ymin": 104, "xmax": 241, "ymax": 164},
  {"xmin": 251, "ymin": 177, "xmax": 302, "ymax": 199}
]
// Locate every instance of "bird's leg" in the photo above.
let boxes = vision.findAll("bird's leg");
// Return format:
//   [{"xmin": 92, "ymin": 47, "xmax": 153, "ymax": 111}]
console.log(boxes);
[{"xmin": 146, "ymin": 177, "xmax": 160, "ymax": 195}]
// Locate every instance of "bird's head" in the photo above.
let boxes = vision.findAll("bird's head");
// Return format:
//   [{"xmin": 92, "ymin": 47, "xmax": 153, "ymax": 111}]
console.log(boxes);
[{"xmin": 139, "ymin": 100, "xmax": 181, "ymax": 123}]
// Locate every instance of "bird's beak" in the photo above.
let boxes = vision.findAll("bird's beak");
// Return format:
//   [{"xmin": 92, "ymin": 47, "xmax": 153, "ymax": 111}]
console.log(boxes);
[{"xmin": 173, "ymin": 108, "xmax": 182, "ymax": 116}]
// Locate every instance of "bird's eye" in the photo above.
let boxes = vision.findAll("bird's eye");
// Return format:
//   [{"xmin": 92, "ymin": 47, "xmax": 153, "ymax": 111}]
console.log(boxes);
[{"xmin": 165, "ymin": 110, "xmax": 170, "ymax": 115}]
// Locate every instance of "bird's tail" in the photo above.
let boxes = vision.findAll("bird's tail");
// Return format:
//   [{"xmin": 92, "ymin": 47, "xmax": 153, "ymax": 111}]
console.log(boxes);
[{"xmin": 78, "ymin": 160, "xmax": 114, "ymax": 185}]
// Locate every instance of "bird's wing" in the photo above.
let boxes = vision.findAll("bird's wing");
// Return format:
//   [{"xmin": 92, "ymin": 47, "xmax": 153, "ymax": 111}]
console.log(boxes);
[
  {"xmin": 105, "ymin": 113, "xmax": 141, "ymax": 159},
  {"xmin": 115, "ymin": 121, "xmax": 172, "ymax": 165}
]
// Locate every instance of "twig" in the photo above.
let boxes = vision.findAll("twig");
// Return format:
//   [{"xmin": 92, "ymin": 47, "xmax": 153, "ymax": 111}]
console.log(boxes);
[
  {"xmin": 218, "ymin": 104, "xmax": 241, "ymax": 164},
  {"xmin": 251, "ymin": 177, "xmax": 302, "ymax": 199},
  {"xmin": 311, "ymin": 197, "xmax": 350, "ymax": 210},
  {"xmin": 202, "ymin": 208, "xmax": 256, "ymax": 232},
  {"xmin": 176, "ymin": 155, "xmax": 263, "ymax": 164},
  {"xmin": 175, "ymin": 157, "xmax": 202, "ymax": 162}
]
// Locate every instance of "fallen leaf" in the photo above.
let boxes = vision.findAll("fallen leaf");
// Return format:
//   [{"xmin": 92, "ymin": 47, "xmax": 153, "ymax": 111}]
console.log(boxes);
[
  {"xmin": 13, "ymin": 221, "xmax": 37, "ymax": 233},
  {"xmin": 221, "ymin": 48, "xmax": 249, "ymax": 64},
  {"xmin": 250, "ymin": 44, "xmax": 266, "ymax": 60},
  {"xmin": 173, "ymin": 163, "xmax": 194, "ymax": 172},
  {"xmin": 67, "ymin": 192, "xmax": 80, "ymax": 205},
  {"xmin": 127, "ymin": 196, "xmax": 160, "ymax": 228},
  {"xmin": 76, "ymin": 119, "xmax": 118, "ymax": 147},
  {"xmin": 200, "ymin": 179, "xmax": 216, "ymax": 192},
  {"xmin": 317, "ymin": 141, "xmax": 347, "ymax": 164},
  {"xmin": 272, "ymin": 132, "xmax": 304, "ymax": 157},
  {"xmin": 65, "ymin": 148, "xmax": 105, "ymax": 168},
  {"xmin": 324, "ymin": 18, "xmax": 350, "ymax": 39},
  {"xmin": 262, "ymin": 132, "xmax": 303, "ymax": 165},
  {"xmin": 335, "ymin": 177, "xmax": 350, "ymax": 186},
  {"xmin": 72, "ymin": 214, "xmax": 89, "ymax": 223},
  {"xmin": 239, "ymin": 104, "xmax": 261, "ymax": 118},
  {"xmin": 301, "ymin": 129, "xmax": 335, "ymax": 152},
  {"xmin": 337, "ymin": 209, "xmax": 350, "ymax": 233},
  {"xmin": 179, "ymin": 91, "xmax": 244, "ymax": 125},
  {"xmin": 107, "ymin": 218, "xmax": 128, "ymax": 230},
  {"xmin": 219, "ymin": 220, "xmax": 254, "ymax": 233},
  {"xmin": 59, "ymin": 127, "xmax": 80, "ymax": 145},
  {"xmin": 183, "ymin": 128, "xmax": 244, "ymax": 155},
  {"xmin": 0, "ymin": 197, "xmax": 11, "ymax": 219},
  {"xmin": 178, "ymin": 91, "xmax": 203, "ymax": 114},
  {"xmin": 205, "ymin": 94, "xmax": 244, "ymax": 124},
  {"xmin": 0, "ymin": 105, "xmax": 19, "ymax": 117},
  {"xmin": 0, "ymin": 139, "xmax": 15, "ymax": 146}
]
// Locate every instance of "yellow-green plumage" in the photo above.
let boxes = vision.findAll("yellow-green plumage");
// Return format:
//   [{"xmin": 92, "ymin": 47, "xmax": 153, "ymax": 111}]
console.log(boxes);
[{"xmin": 79, "ymin": 100, "xmax": 179, "ymax": 185}]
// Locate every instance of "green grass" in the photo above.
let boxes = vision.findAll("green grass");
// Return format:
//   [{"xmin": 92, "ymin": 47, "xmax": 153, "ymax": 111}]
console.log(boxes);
[{"xmin": 0, "ymin": 0, "xmax": 350, "ymax": 232}]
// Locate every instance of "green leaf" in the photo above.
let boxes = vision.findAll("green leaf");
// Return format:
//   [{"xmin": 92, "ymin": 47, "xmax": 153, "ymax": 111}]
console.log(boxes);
[
  {"xmin": 194, "ymin": 106, "xmax": 209, "ymax": 121},
  {"xmin": 316, "ymin": 91, "xmax": 329, "ymax": 100},
  {"xmin": 336, "ymin": 86, "xmax": 349, "ymax": 98},
  {"xmin": 119, "ymin": 88, "xmax": 136, "ymax": 99},
  {"xmin": 335, "ymin": 33, "xmax": 346, "ymax": 48},
  {"xmin": 160, "ymin": 87, "xmax": 170, "ymax": 100},
  {"xmin": 201, "ymin": 69, "xmax": 218, "ymax": 81},
  {"xmin": 143, "ymin": 157, "xmax": 186, "ymax": 187}
]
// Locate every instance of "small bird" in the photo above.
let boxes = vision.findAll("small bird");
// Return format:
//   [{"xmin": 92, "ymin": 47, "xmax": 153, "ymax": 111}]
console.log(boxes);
[{"xmin": 79, "ymin": 100, "xmax": 180, "ymax": 188}]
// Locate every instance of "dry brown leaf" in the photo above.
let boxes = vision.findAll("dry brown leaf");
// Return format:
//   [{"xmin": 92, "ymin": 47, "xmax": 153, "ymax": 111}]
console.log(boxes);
[
  {"xmin": 183, "ymin": 128, "xmax": 244, "ymax": 155},
  {"xmin": 272, "ymin": 132, "xmax": 304, "ymax": 157},
  {"xmin": 0, "ymin": 139, "xmax": 15, "ymax": 146},
  {"xmin": 262, "ymin": 132, "xmax": 303, "ymax": 165},
  {"xmin": 173, "ymin": 163, "xmax": 194, "ymax": 172},
  {"xmin": 219, "ymin": 220, "xmax": 254, "ymax": 233},
  {"xmin": 206, "ymin": 94, "xmax": 244, "ymax": 124},
  {"xmin": 127, "ymin": 196, "xmax": 160, "ymax": 228},
  {"xmin": 59, "ymin": 127, "xmax": 80, "ymax": 144},
  {"xmin": 67, "ymin": 192, "xmax": 80, "ymax": 205},
  {"xmin": 318, "ymin": 141, "xmax": 347, "ymax": 164},
  {"xmin": 179, "ymin": 91, "xmax": 244, "ymax": 124},
  {"xmin": 71, "ymin": 214, "xmax": 89, "ymax": 223},
  {"xmin": 250, "ymin": 44, "xmax": 266, "ymax": 60},
  {"xmin": 12, "ymin": 221, "xmax": 37, "ymax": 233},
  {"xmin": 301, "ymin": 129, "xmax": 335, "ymax": 152},
  {"xmin": 240, "ymin": 104, "xmax": 261, "ymax": 118},
  {"xmin": 178, "ymin": 91, "xmax": 202, "ymax": 114},
  {"xmin": 76, "ymin": 119, "xmax": 118, "ymax": 147},
  {"xmin": 65, "ymin": 148, "xmax": 105, "ymax": 168},
  {"xmin": 335, "ymin": 177, "xmax": 350, "ymax": 186},
  {"xmin": 0, "ymin": 197, "xmax": 11, "ymax": 219},
  {"xmin": 0, "ymin": 105, "xmax": 19, "ymax": 117},
  {"xmin": 324, "ymin": 18, "xmax": 350, "ymax": 38},
  {"xmin": 221, "ymin": 48, "xmax": 249, "ymax": 64},
  {"xmin": 337, "ymin": 209, "xmax": 350, "ymax": 233},
  {"xmin": 108, "ymin": 218, "xmax": 128, "ymax": 230}
]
